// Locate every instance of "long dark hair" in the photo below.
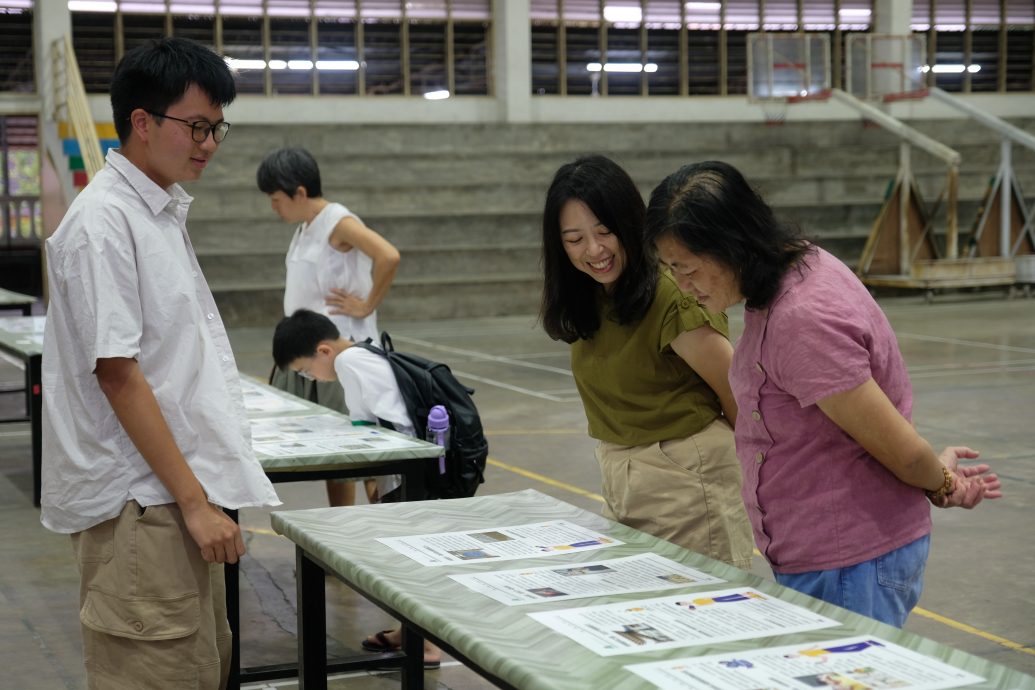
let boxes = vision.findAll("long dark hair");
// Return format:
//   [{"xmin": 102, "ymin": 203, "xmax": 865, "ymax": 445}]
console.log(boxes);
[
  {"xmin": 645, "ymin": 161, "xmax": 811, "ymax": 310},
  {"xmin": 540, "ymin": 155, "xmax": 656, "ymax": 343}
]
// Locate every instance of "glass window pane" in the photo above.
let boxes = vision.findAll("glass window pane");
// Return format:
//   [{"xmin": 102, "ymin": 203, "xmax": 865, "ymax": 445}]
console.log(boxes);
[
  {"xmin": 72, "ymin": 11, "xmax": 116, "ymax": 93},
  {"xmin": 222, "ymin": 16, "xmax": 265, "ymax": 94},
  {"xmin": 687, "ymin": 29, "xmax": 719, "ymax": 95},
  {"xmin": 123, "ymin": 13, "xmax": 166, "ymax": 54},
  {"xmin": 269, "ymin": 16, "xmax": 312, "ymax": 95},
  {"xmin": 364, "ymin": 21, "xmax": 403, "ymax": 94},
  {"xmin": 969, "ymin": 28, "xmax": 999, "ymax": 91},
  {"xmin": 0, "ymin": 8, "xmax": 34, "ymax": 92},
  {"xmin": 531, "ymin": 24, "xmax": 559, "ymax": 94},
  {"xmin": 454, "ymin": 19, "xmax": 489, "ymax": 95},
  {"xmin": 565, "ymin": 25, "xmax": 599, "ymax": 95},
  {"xmin": 317, "ymin": 17, "xmax": 357, "ymax": 95},
  {"xmin": 646, "ymin": 26, "xmax": 679, "ymax": 95},
  {"xmin": 172, "ymin": 15, "xmax": 214, "ymax": 49},
  {"xmin": 1004, "ymin": 29, "xmax": 1032, "ymax": 91},
  {"xmin": 606, "ymin": 25, "xmax": 642, "ymax": 95},
  {"xmin": 409, "ymin": 22, "xmax": 446, "ymax": 96}
]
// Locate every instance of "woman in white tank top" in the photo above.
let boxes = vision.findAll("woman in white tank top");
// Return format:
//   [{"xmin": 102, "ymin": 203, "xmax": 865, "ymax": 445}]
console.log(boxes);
[{"xmin": 258, "ymin": 147, "xmax": 400, "ymax": 343}]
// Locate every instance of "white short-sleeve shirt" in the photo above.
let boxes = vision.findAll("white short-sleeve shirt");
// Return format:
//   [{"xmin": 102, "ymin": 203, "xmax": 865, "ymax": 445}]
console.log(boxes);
[
  {"xmin": 41, "ymin": 149, "xmax": 280, "ymax": 534},
  {"xmin": 334, "ymin": 346, "xmax": 413, "ymax": 496}
]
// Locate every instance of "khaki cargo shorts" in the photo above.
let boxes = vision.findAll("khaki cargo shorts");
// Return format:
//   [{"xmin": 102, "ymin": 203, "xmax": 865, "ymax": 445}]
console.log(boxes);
[{"xmin": 71, "ymin": 501, "xmax": 231, "ymax": 689}]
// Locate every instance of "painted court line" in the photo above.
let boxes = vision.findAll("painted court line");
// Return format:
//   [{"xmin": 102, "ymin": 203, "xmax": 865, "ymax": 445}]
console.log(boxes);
[
  {"xmin": 451, "ymin": 369, "xmax": 575, "ymax": 402},
  {"xmin": 909, "ymin": 363, "xmax": 1035, "ymax": 379},
  {"xmin": 390, "ymin": 335, "xmax": 574, "ymax": 377},
  {"xmin": 898, "ymin": 332, "xmax": 1035, "ymax": 355}
]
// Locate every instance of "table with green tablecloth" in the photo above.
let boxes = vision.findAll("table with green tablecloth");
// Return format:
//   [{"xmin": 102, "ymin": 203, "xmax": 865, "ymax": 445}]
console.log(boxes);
[
  {"xmin": 0, "ymin": 287, "xmax": 36, "ymax": 316},
  {"xmin": 272, "ymin": 488, "xmax": 1035, "ymax": 690},
  {"xmin": 232, "ymin": 375, "xmax": 445, "ymax": 688}
]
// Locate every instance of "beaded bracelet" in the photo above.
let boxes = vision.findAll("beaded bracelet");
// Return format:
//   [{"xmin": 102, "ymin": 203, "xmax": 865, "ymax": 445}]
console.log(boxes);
[{"xmin": 925, "ymin": 466, "xmax": 955, "ymax": 501}]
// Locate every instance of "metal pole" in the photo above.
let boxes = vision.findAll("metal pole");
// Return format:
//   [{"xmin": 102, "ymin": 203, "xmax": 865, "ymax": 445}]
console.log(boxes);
[
  {"xmin": 927, "ymin": 87, "xmax": 1035, "ymax": 152},
  {"xmin": 1000, "ymin": 138, "xmax": 1011, "ymax": 258},
  {"xmin": 830, "ymin": 89, "xmax": 962, "ymax": 166},
  {"xmin": 947, "ymin": 164, "xmax": 959, "ymax": 259},
  {"xmin": 899, "ymin": 142, "xmax": 911, "ymax": 274}
]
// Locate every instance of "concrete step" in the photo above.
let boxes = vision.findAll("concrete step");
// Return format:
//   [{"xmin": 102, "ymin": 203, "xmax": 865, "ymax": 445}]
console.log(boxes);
[
  {"xmin": 211, "ymin": 273, "xmax": 542, "ymax": 327},
  {"xmin": 185, "ymin": 170, "xmax": 1002, "ymax": 224},
  {"xmin": 197, "ymin": 244, "xmax": 541, "ymax": 284},
  {"xmin": 187, "ymin": 212, "xmax": 543, "ymax": 253}
]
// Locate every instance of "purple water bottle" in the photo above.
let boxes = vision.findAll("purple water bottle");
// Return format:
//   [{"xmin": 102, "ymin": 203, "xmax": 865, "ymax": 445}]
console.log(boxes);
[{"xmin": 426, "ymin": 405, "xmax": 450, "ymax": 476}]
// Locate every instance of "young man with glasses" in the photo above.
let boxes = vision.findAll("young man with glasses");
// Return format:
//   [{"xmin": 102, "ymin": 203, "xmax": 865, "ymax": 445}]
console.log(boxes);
[{"xmin": 40, "ymin": 37, "xmax": 280, "ymax": 688}]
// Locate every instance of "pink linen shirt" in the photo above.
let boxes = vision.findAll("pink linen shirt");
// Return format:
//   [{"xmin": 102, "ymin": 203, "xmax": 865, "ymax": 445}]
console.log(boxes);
[{"xmin": 730, "ymin": 247, "xmax": 931, "ymax": 574}]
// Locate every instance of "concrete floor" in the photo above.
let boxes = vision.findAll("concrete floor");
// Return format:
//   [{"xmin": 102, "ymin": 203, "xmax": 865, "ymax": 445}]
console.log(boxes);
[{"xmin": 1, "ymin": 292, "xmax": 1033, "ymax": 689}]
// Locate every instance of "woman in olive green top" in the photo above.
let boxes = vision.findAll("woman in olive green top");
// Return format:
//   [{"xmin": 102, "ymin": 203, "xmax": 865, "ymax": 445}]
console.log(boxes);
[{"xmin": 540, "ymin": 155, "xmax": 753, "ymax": 569}]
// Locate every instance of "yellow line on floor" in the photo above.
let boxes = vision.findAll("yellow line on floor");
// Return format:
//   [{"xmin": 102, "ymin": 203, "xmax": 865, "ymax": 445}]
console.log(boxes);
[
  {"xmin": 487, "ymin": 457, "xmax": 605, "ymax": 503},
  {"xmin": 912, "ymin": 607, "xmax": 1035, "ymax": 656},
  {"xmin": 487, "ymin": 455, "xmax": 1035, "ymax": 658}
]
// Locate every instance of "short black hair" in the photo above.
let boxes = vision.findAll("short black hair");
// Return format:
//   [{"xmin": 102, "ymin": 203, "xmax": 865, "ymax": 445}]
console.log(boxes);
[
  {"xmin": 645, "ymin": 161, "xmax": 812, "ymax": 310},
  {"xmin": 539, "ymin": 155, "xmax": 656, "ymax": 343},
  {"xmin": 272, "ymin": 309, "xmax": 340, "ymax": 369},
  {"xmin": 110, "ymin": 37, "xmax": 236, "ymax": 144},
  {"xmin": 256, "ymin": 147, "xmax": 323, "ymax": 198}
]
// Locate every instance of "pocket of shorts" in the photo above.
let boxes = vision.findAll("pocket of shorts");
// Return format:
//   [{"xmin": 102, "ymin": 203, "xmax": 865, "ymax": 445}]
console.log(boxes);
[
  {"xmin": 73, "ymin": 519, "xmax": 115, "ymax": 565},
  {"xmin": 876, "ymin": 538, "xmax": 929, "ymax": 592},
  {"xmin": 80, "ymin": 588, "xmax": 200, "ymax": 641},
  {"xmin": 655, "ymin": 437, "xmax": 703, "ymax": 475}
]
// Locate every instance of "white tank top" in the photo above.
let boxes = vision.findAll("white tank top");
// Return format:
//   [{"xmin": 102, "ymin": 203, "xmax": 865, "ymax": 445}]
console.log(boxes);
[{"xmin": 283, "ymin": 202, "xmax": 378, "ymax": 342}]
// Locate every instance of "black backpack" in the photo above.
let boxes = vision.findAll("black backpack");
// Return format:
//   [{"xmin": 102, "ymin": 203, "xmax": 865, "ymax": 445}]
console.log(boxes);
[{"xmin": 354, "ymin": 332, "xmax": 488, "ymax": 499}]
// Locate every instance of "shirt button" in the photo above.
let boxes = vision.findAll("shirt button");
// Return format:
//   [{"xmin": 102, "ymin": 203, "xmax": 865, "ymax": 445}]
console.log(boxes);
[
  {"xmin": 132, "ymin": 621, "xmax": 143, "ymax": 632},
  {"xmin": 679, "ymin": 298, "xmax": 691, "ymax": 308},
  {"xmin": 222, "ymin": 355, "xmax": 230, "ymax": 362},
  {"xmin": 192, "ymin": 271, "xmax": 198, "ymax": 277},
  {"xmin": 755, "ymin": 451, "xmax": 765, "ymax": 464},
  {"xmin": 751, "ymin": 410, "xmax": 761, "ymax": 421},
  {"xmin": 206, "ymin": 313, "xmax": 214, "ymax": 320}
]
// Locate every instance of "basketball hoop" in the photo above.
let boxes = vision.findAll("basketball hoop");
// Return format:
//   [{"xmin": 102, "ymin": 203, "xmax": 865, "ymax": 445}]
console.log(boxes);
[
  {"xmin": 883, "ymin": 88, "xmax": 929, "ymax": 103},
  {"xmin": 761, "ymin": 98, "xmax": 789, "ymax": 127},
  {"xmin": 761, "ymin": 89, "xmax": 831, "ymax": 126}
]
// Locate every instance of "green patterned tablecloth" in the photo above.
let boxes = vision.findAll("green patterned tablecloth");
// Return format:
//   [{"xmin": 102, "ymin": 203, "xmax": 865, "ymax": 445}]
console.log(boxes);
[
  {"xmin": 271, "ymin": 489, "xmax": 1035, "ymax": 690},
  {"xmin": 239, "ymin": 375, "xmax": 444, "ymax": 474},
  {"xmin": 0, "ymin": 316, "xmax": 45, "ymax": 358},
  {"xmin": 0, "ymin": 287, "xmax": 36, "ymax": 311}
]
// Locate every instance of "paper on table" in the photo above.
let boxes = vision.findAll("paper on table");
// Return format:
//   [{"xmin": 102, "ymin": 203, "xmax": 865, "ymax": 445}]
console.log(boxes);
[
  {"xmin": 449, "ymin": 553, "xmax": 725, "ymax": 605},
  {"xmin": 239, "ymin": 378, "xmax": 309, "ymax": 414},
  {"xmin": 378, "ymin": 520, "xmax": 623, "ymax": 567},
  {"xmin": 626, "ymin": 634, "xmax": 985, "ymax": 690},
  {"xmin": 528, "ymin": 587, "xmax": 840, "ymax": 656}
]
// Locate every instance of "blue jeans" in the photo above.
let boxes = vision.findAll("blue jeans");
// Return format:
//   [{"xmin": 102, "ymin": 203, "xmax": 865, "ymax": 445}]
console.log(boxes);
[{"xmin": 774, "ymin": 535, "xmax": 930, "ymax": 627}]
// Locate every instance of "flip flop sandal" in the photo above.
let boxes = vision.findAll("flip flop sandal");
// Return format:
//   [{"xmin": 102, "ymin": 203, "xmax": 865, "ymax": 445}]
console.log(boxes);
[
  {"xmin": 361, "ymin": 630, "xmax": 399, "ymax": 653},
  {"xmin": 363, "ymin": 631, "xmax": 442, "ymax": 670}
]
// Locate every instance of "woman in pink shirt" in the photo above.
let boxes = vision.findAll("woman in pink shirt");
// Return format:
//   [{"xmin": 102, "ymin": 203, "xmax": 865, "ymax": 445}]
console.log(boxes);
[{"xmin": 644, "ymin": 160, "xmax": 1002, "ymax": 627}]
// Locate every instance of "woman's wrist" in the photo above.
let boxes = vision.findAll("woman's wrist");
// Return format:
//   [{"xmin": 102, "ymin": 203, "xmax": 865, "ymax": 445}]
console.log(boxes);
[{"xmin": 925, "ymin": 465, "xmax": 956, "ymax": 503}]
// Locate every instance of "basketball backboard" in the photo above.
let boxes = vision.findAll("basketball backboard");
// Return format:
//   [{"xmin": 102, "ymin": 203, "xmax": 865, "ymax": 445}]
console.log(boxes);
[
  {"xmin": 846, "ymin": 34, "xmax": 927, "ymax": 102},
  {"xmin": 747, "ymin": 32, "xmax": 831, "ymax": 102}
]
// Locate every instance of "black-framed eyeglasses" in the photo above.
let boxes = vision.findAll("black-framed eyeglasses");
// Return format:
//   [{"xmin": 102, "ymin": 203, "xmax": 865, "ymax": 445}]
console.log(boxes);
[{"xmin": 145, "ymin": 110, "xmax": 231, "ymax": 143}]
